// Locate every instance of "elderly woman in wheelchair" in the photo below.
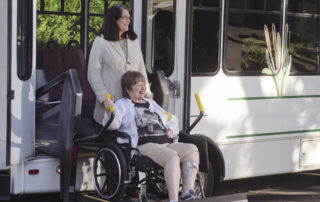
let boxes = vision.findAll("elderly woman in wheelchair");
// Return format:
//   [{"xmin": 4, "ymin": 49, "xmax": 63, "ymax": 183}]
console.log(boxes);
[{"xmin": 102, "ymin": 71, "xmax": 200, "ymax": 201}]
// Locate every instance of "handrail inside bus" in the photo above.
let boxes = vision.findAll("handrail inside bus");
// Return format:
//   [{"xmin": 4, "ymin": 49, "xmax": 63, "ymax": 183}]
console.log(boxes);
[{"xmin": 36, "ymin": 69, "xmax": 83, "ymax": 116}]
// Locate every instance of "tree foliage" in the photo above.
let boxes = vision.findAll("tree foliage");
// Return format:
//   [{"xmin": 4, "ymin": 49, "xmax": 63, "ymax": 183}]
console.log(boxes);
[
  {"xmin": 37, "ymin": 0, "xmax": 131, "ymax": 50},
  {"xmin": 37, "ymin": 0, "xmax": 104, "ymax": 50}
]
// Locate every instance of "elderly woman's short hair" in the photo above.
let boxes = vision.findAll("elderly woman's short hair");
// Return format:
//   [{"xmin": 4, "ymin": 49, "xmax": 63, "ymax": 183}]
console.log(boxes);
[{"xmin": 121, "ymin": 71, "xmax": 146, "ymax": 98}]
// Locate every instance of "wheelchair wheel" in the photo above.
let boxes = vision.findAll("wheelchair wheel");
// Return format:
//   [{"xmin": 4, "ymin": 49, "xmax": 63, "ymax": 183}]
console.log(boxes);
[
  {"xmin": 195, "ymin": 161, "xmax": 214, "ymax": 197},
  {"xmin": 93, "ymin": 142, "xmax": 128, "ymax": 201}
]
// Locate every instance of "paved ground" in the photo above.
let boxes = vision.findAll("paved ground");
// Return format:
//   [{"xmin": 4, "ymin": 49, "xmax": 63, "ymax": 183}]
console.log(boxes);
[
  {"xmin": 11, "ymin": 170, "xmax": 320, "ymax": 202},
  {"xmin": 211, "ymin": 170, "xmax": 320, "ymax": 201}
]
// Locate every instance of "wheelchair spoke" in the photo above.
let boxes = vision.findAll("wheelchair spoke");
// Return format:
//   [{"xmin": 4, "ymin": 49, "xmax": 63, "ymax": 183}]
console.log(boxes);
[
  {"xmin": 107, "ymin": 178, "xmax": 114, "ymax": 194},
  {"xmin": 101, "ymin": 178, "xmax": 108, "ymax": 192},
  {"xmin": 98, "ymin": 158, "xmax": 106, "ymax": 169}
]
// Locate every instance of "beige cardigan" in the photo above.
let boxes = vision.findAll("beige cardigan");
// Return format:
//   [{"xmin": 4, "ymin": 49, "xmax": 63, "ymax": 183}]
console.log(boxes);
[{"xmin": 88, "ymin": 35, "xmax": 151, "ymax": 124}]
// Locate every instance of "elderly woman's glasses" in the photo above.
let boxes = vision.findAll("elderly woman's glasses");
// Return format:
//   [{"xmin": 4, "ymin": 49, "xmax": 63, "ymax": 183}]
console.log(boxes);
[{"xmin": 120, "ymin": 15, "xmax": 131, "ymax": 21}]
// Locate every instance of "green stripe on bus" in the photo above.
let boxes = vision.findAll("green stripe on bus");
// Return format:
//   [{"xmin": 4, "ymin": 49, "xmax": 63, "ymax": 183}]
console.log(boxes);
[
  {"xmin": 190, "ymin": 114, "xmax": 207, "ymax": 117},
  {"xmin": 227, "ymin": 129, "xmax": 320, "ymax": 139},
  {"xmin": 228, "ymin": 95, "xmax": 320, "ymax": 101}
]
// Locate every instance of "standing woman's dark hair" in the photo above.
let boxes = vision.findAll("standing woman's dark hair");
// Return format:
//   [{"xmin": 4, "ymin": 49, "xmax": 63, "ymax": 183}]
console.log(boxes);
[{"xmin": 99, "ymin": 4, "xmax": 137, "ymax": 41}]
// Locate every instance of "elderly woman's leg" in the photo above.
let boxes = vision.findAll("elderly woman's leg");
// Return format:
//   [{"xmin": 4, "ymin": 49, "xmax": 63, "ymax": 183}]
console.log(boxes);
[
  {"xmin": 181, "ymin": 150, "xmax": 199, "ymax": 196},
  {"xmin": 137, "ymin": 143, "xmax": 181, "ymax": 201},
  {"xmin": 167, "ymin": 143, "xmax": 200, "ymax": 199},
  {"xmin": 164, "ymin": 155, "xmax": 181, "ymax": 201}
]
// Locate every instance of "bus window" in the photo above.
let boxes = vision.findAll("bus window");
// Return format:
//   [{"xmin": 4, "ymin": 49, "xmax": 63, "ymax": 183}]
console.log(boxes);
[
  {"xmin": 287, "ymin": 0, "xmax": 320, "ymax": 73},
  {"xmin": 192, "ymin": 0, "xmax": 220, "ymax": 75},
  {"xmin": 194, "ymin": 0, "xmax": 219, "ymax": 7},
  {"xmin": 36, "ymin": 0, "xmax": 81, "ymax": 54},
  {"xmin": 88, "ymin": 1, "xmax": 130, "ymax": 48},
  {"xmin": 65, "ymin": 0, "xmax": 81, "ymax": 13},
  {"xmin": 88, "ymin": 0, "xmax": 108, "ymax": 56},
  {"xmin": 36, "ymin": 0, "xmax": 130, "ymax": 67},
  {"xmin": 142, "ymin": 0, "xmax": 175, "ymax": 77},
  {"xmin": 17, "ymin": 0, "xmax": 33, "ymax": 81},
  {"xmin": 43, "ymin": 0, "xmax": 61, "ymax": 12},
  {"xmin": 88, "ymin": 0, "xmax": 130, "ymax": 59},
  {"xmin": 225, "ymin": 0, "xmax": 280, "ymax": 74}
]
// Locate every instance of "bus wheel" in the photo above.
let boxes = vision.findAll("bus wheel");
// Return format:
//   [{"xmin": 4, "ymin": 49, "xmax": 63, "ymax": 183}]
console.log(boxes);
[{"xmin": 195, "ymin": 162, "xmax": 214, "ymax": 197}]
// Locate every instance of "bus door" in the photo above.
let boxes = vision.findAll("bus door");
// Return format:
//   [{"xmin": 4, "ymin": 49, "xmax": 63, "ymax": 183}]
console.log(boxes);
[
  {"xmin": 141, "ymin": 0, "xmax": 186, "ymax": 127},
  {"xmin": 9, "ymin": 0, "xmax": 36, "ymax": 165},
  {"xmin": 0, "ymin": 0, "xmax": 10, "ymax": 170}
]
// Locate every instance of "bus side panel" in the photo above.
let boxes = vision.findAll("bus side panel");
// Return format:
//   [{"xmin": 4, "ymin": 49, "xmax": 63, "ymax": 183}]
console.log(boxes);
[
  {"xmin": 10, "ymin": 0, "xmax": 36, "ymax": 164},
  {"xmin": 219, "ymin": 139, "xmax": 300, "ymax": 180},
  {"xmin": 11, "ymin": 157, "xmax": 95, "ymax": 194},
  {"xmin": 190, "ymin": 73, "xmax": 320, "ymax": 180},
  {"xmin": 0, "ymin": 0, "xmax": 9, "ymax": 170}
]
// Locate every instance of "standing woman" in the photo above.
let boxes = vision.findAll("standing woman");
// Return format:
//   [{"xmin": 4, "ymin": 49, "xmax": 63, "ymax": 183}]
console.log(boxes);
[{"xmin": 88, "ymin": 4, "xmax": 152, "ymax": 125}]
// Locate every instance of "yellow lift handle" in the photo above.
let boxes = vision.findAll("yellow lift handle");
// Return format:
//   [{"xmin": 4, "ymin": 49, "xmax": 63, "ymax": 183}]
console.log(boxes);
[
  {"xmin": 195, "ymin": 93, "xmax": 204, "ymax": 112},
  {"xmin": 105, "ymin": 93, "xmax": 115, "ymax": 112}
]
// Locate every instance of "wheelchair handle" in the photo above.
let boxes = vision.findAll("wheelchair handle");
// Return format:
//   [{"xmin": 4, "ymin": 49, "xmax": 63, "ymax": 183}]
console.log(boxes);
[
  {"xmin": 105, "ymin": 93, "xmax": 115, "ymax": 113},
  {"xmin": 97, "ymin": 92, "xmax": 115, "ymax": 137},
  {"xmin": 186, "ymin": 94, "xmax": 204, "ymax": 133}
]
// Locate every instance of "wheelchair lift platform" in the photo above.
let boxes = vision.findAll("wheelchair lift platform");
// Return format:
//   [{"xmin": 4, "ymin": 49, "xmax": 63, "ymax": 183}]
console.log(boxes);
[
  {"xmin": 76, "ymin": 193, "xmax": 160, "ymax": 202},
  {"xmin": 76, "ymin": 192, "xmax": 214, "ymax": 202}
]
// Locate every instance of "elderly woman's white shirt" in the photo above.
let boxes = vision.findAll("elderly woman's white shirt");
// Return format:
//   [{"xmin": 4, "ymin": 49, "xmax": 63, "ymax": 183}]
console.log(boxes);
[{"xmin": 102, "ymin": 98, "xmax": 179, "ymax": 149}]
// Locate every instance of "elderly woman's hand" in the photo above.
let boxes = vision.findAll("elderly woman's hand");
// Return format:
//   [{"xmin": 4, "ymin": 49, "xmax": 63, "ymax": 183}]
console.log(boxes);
[
  {"xmin": 145, "ymin": 92, "xmax": 153, "ymax": 100},
  {"xmin": 166, "ymin": 129, "xmax": 174, "ymax": 139},
  {"xmin": 103, "ymin": 97, "xmax": 114, "ymax": 116}
]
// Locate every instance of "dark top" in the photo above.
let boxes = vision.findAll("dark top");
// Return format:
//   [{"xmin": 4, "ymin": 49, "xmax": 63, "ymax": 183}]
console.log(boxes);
[{"xmin": 132, "ymin": 101, "xmax": 173, "ymax": 146}]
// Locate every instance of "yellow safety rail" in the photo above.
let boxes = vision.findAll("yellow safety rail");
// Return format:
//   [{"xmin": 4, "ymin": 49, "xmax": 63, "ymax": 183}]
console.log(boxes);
[{"xmin": 195, "ymin": 93, "xmax": 204, "ymax": 112}]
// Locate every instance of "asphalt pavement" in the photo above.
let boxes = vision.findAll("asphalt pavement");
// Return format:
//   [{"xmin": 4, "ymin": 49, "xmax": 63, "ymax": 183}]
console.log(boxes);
[{"xmin": 210, "ymin": 170, "xmax": 320, "ymax": 201}]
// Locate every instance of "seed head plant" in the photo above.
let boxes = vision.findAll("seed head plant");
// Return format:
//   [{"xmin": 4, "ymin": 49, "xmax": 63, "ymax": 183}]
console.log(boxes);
[{"xmin": 262, "ymin": 23, "xmax": 292, "ymax": 96}]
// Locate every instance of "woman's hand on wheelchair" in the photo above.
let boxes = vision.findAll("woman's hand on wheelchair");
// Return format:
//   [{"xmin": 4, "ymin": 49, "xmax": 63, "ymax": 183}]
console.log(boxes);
[
  {"xmin": 103, "ymin": 97, "xmax": 114, "ymax": 116},
  {"xmin": 145, "ymin": 92, "xmax": 153, "ymax": 100},
  {"xmin": 166, "ymin": 129, "xmax": 174, "ymax": 139}
]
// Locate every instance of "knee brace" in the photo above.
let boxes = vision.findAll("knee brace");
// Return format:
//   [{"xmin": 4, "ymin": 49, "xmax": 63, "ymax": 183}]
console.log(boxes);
[{"xmin": 181, "ymin": 161, "xmax": 199, "ymax": 196}]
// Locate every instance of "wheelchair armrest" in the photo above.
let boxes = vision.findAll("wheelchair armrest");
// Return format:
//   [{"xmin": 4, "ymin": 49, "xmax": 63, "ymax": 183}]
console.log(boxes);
[
  {"xmin": 73, "ymin": 117, "xmax": 102, "ymax": 144},
  {"xmin": 106, "ymin": 130, "xmax": 132, "ymax": 144},
  {"xmin": 109, "ymin": 130, "xmax": 131, "ymax": 139},
  {"xmin": 104, "ymin": 131, "xmax": 139, "ymax": 161},
  {"xmin": 178, "ymin": 131, "xmax": 209, "ymax": 173}
]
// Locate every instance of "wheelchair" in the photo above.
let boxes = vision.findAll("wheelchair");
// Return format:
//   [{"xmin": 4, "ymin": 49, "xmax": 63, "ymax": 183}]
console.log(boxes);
[
  {"xmin": 35, "ymin": 70, "xmax": 215, "ymax": 202},
  {"xmin": 73, "ymin": 95, "xmax": 211, "ymax": 202}
]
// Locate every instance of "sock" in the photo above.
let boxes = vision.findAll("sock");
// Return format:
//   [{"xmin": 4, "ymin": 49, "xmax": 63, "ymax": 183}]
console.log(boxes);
[{"xmin": 181, "ymin": 161, "xmax": 199, "ymax": 197}]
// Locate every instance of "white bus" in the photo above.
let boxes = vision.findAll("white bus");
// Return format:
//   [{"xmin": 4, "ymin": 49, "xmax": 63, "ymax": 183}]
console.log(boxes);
[{"xmin": 1, "ymin": 0, "xmax": 320, "ymax": 201}]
